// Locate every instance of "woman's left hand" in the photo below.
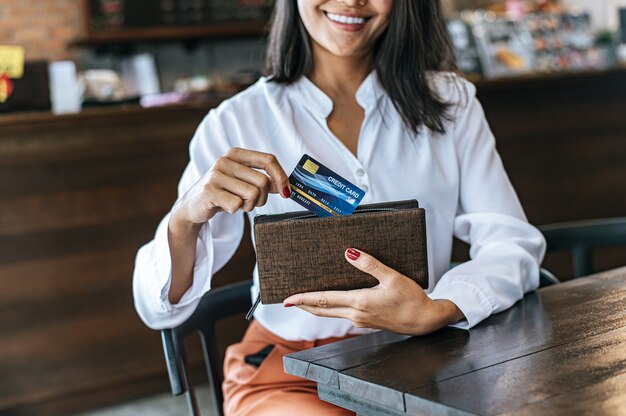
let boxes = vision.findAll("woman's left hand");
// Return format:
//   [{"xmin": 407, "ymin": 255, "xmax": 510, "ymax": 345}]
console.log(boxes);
[{"xmin": 283, "ymin": 248, "xmax": 465, "ymax": 336}]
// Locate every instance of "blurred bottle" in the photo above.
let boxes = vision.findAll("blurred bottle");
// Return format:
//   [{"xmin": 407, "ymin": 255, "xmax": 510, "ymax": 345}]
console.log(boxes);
[
  {"xmin": 119, "ymin": 53, "xmax": 161, "ymax": 97},
  {"xmin": 48, "ymin": 61, "xmax": 84, "ymax": 115}
]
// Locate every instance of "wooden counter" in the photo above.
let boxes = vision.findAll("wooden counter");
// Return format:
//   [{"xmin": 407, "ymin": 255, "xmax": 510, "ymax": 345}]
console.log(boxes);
[{"xmin": 1, "ymin": 69, "xmax": 625, "ymax": 415}]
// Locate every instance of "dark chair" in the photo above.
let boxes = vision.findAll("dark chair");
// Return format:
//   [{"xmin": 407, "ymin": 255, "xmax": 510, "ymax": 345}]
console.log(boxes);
[
  {"xmin": 539, "ymin": 217, "xmax": 626, "ymax": 278},
  {"xmin": 161, "ymin": 280, "xmax": 253, "ymax": 416}
]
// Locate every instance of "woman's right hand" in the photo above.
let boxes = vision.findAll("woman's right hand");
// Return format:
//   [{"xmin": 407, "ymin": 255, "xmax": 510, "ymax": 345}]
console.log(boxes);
[
  {"xmin": 166, "ymin": 148, "xmax": 291, "ymax": 304},
  {"xmin": 171, "ymin": 147, "xmax": 291, "ymax": 228}
]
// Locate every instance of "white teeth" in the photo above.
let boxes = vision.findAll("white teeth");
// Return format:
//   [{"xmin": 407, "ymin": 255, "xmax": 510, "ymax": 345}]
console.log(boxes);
[{"xmin": 326, "ymin": 12, "xmax": 366, "ymax": 25}]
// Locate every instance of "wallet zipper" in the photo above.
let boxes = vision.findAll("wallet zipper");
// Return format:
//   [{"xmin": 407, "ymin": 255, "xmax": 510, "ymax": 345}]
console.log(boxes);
[
  {"xmin": 246, "ymin": 295, "xmax": 261, "ymax": 320},
  {"xmin": 280, "ymin": 207, "xmax": 401, "ymax": 222},
  {"xmin": 254, "ymin": 199, "xmax": 419, "ymax": 225}
]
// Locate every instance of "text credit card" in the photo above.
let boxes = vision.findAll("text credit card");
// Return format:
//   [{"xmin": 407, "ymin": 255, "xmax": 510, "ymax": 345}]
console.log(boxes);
[{"xmin": 289, "ymin": 154, "xmax": 366, "ymax": 217}]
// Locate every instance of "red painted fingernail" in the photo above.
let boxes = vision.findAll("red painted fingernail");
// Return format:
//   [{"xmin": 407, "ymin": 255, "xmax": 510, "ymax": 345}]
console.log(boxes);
[
  {"xmin": 284, "ymin": 303, "xmax": 295, "ymax": 308},
  {"xmin": 282, "ymin": 186, "xmax": 291, "ymax": 198},
  {"xmin": 346, "ymin": 248, "xmax": 360, "ymax": 261}
]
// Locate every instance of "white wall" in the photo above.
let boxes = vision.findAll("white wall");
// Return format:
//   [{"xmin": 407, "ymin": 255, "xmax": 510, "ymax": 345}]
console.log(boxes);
[{"xmin": 561, "ymin": 0, "xmax": 626, "ymax": 29}]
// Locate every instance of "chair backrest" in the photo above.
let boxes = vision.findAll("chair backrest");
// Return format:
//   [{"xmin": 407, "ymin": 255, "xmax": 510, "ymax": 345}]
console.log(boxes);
[
  {"xmin": 539, "ymin": 218, "xmax": 626, "ymax": 278},
  {"xmin": 161, "ymin": 280, "xmax": 253, "ymax": 416}
]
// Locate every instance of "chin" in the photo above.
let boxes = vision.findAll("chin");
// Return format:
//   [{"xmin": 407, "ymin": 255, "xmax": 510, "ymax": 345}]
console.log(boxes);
[
  {"xmin": 322, "ymin": 41, "xmax": 367, "ymax": 58},
  {"xmin": 328, "ymin": 48, "xmax": 359, "ymax": 57}
]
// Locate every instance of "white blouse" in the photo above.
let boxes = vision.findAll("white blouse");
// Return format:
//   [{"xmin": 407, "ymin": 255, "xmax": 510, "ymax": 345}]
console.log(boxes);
[{"xmin": 133, "ymin": 71, "xmax": 546, "ymax": 340}]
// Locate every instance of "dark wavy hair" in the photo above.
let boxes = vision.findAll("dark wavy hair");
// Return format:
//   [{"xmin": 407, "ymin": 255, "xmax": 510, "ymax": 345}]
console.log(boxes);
[{"xmin": 265, "ymin": 0, "xmax": 458, "ymax": 134}]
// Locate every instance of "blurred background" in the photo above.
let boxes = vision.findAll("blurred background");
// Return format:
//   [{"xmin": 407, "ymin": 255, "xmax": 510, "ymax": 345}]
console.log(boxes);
[{"xmin": 1, "ymin": 1, "xmax": 625, "ymax": 415}]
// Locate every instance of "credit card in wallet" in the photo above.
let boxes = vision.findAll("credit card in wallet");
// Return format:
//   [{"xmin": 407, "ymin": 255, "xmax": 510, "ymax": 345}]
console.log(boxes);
[{"xmin": 288, "ymin": 154, "xmax": 366, "ymax": 217}]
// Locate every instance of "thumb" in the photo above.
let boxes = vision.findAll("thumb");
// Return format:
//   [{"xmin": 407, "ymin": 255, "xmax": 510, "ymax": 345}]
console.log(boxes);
[{"xmin": 345, "ymin": 248, "xmax": 396, "ymax": 284}]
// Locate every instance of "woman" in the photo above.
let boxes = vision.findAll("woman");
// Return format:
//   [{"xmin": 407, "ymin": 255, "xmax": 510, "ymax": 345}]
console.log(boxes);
[{"xmin": 133, "ymin": 0, "xmax": 546, "ymax": 414}]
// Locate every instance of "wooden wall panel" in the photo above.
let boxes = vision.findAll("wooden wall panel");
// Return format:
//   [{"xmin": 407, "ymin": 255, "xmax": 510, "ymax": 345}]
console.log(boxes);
[
  {"xmin": 477, "ymin": 69, "xmax": 626, "ymax": 278},
  {"xmin": 0, "ymin": 105, "xmax": 255, "ymax": 416}
]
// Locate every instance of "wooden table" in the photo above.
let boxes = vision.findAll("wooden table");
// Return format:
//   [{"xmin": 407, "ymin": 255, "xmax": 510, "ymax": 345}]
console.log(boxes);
[{"xmin": 284, "ymin": 267, "xmax": 626, "ymax": 415}]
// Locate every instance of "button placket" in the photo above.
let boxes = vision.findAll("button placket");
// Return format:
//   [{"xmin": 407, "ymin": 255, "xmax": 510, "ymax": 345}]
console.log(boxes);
[{"xmin": 352, "ymin": 167, "xmax": 369, "ymax": 195}]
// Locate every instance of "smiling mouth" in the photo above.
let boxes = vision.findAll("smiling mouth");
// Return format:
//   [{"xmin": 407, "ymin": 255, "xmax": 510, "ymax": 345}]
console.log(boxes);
[{"xmin": 324, "ymin": 11, "xmax": 371, "ymax": 26}]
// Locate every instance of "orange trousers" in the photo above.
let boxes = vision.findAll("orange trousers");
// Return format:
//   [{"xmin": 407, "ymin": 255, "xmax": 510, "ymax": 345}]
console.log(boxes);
[{"xmin": 222, "ymin": 320, "xmax": 356, "ymax": 416}]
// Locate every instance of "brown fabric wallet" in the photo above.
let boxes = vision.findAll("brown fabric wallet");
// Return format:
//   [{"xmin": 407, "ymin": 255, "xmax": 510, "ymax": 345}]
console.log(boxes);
[{"xmin": 252, "ymin": 199, "xmax": 428, "ymax": 305}]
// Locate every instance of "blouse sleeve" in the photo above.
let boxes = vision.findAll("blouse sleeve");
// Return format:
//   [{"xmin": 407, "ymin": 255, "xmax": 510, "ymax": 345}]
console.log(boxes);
[
  {"xmin": 428, "ymin": 80, "xmax": 546, "ymax": 329},
  {"xmin": 132, "ymin": 110, "xmax": 245, "ymax": 330}
]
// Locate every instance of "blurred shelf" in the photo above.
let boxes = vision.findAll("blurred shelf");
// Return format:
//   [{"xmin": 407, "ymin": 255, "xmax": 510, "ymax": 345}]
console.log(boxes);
[
  {"xmin": 0, "ymin": 102, "xmax": 220, "ymax": 130},
  {"xmin": 70, "ymin": 19, "xmax": 268, "ymax": 46},
  {"xmin": 3, "ymin": 66, "xmax": 626, "ymax": 130}
]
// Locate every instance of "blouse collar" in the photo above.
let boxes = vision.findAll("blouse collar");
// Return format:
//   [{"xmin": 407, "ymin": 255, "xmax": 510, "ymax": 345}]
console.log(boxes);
[{"xmin": 292, "ymin": 70, "xmax": 385, "ymax": 118}]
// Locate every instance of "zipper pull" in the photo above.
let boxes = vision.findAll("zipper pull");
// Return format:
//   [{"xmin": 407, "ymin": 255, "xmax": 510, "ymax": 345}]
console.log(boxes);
[{"xmin": 246, "ymin": 294, "xmax": 261, "ymax": 320}]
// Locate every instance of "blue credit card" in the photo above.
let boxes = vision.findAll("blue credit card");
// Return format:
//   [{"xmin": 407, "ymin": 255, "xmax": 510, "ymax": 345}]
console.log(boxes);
[{"xmin": 288, "ymin": 154, "xmax": 366, "ymax": 217}]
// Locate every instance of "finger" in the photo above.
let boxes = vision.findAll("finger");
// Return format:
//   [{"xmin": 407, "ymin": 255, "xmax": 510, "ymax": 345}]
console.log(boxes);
[
  {"xmin": 295, "ymin": 305, "xmax": 359, "ymax": 321},
  {"xmin": 215, "ymin": 157, "xmax": 271, "ymax": 207},
  {"xmin": 284, "ymin": 289, "xmax": 365, "ymax": 309},
  {"xmin": 213, "ymin": 172, "xmax": 261, "ymax": 212},
  {"xmin": 345, "ymin": 248, "xmax": 397, "ymax": 284},
  {"xmin": 205, "ymin": 188, "xmax": 243, "ymax": 214},
  {"xmin": 224, "ymin": 148, "xmax": 290, "ymax": 199}
]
